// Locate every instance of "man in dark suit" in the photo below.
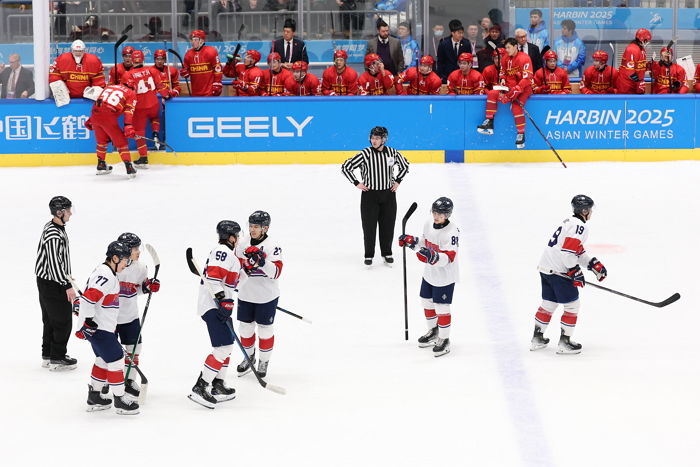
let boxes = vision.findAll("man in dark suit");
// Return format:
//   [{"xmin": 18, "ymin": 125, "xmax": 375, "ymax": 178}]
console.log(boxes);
[
  {"xmin": 436, "ymin": 19, "xmax": 472, "ymax": 83},
  {"xmin": 515, "ymin": 28, "xmax": 543, "ymax": 72},
  {"xmin": 0, "ymin": 53, "xmax": 34, "ymax": 98},
  {"xmin": 272, "ymin": 18, "xmax": 308, "ymax": 70},
  {"xmin": 366, "ymin": 19, "xmax": 404, "ymax": 75}
]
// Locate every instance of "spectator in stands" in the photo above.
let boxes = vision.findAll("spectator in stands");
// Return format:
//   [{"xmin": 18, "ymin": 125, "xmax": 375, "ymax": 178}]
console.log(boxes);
[
  {"xmin": 398, "ymin": 22, "xmax": 419, "ymax": 70},
  {"xmin": 212, "ymin": 0, "xmax": 242, "ymax": 15},
  {"xmin": 336, "ymin": 1, "xmax": 365, "ymax": 38},
  {"xmin": 53, "ymin": 1, "xmax": 67, "ymax": 36},
  {"xmin": 466, "ymin": 24, "xmax": 482, "ymax": 70},
  {"xmin": 265, "ymin": 0, "xmax": 297, "ymax": 10},
  {"xmin": 69, "ymin": 15, "xmax": 114, "ymax": 42},
  {"xmin": 273, "ymin": 18, "xmax": 308, "ymax": 70},
  {"xmin": 527, "ymin": 9, "xmax": 548, "ymax": 51},
  {"xmin": 366, "ymin": 18, "xmax": 404, "ymax": 76},
  {"xmin": 240, "ymin": 0, "xmax": 264, "ymax": 10},
  {"xmin": 436, "ymin": 19, "xmax": 471, "ymax": 84},
  {"xmin": 479, "ymin": 17, "xmax": 492, "ymax": 40},
  {"xmin": 515, "ymin": 28, "xmax": 542, "ymax": 72},
  {"xmin": 0, "ymin": 53, "xmax": 34, "ymax": 98},
  {"xmin": 554, "ymin": 19, "xmax": 585, "ymax": 78},
  {"xmin": 486, "ymin": 24, "xmax": 504, "ymax": 49},
  {"xmin": 430, "ymin": 24, "xmax": 445, "ymax": 57},
  {"xmin": 140, "ymin": 17, "xmax": 172, "ymax": 41},
  {"xmin": 374, "ymin": 0, "xmax": 406, "ymax": 10}
]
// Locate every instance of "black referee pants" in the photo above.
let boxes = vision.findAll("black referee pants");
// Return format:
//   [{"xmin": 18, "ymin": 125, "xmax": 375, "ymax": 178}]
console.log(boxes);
[
  {"xmin": 361, "ymin": 189, "xmax": 397, "ymax": 258},
  {"xmin": 37, "ymin": 277, "xmax": 73, "ymax": 360}
]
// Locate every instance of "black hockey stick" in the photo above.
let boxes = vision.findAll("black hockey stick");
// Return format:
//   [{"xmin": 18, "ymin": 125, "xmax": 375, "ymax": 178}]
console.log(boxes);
[
  {"xmin": 520, "ymin": 106, "xmax": 567, "ymax": 168},
  {"xmin": 556, "ymin": 273, "xmax": 680, "ymax": 308},
  {"xmin": 135, "ymin": 135, "xmax": 177, "ymax": 155},
  {"xmin": 401, "ymin": 202, "xmax": 418, "ymax": 340},
  {"xmin": 168, "ymin": 48, "xmax": 191, "ymax": 95},
  {"xmin": 121, "ymin": 345, "xmax": 148, "ymax": 390},
  {"xmin": 186, "ymin": 248, "xmax": 286, "ymax": 395},
  {"xmin": 237, "ymin": 23, "xmax": 246, "ymax": 41},
  {"xmin": 113, "ymin": 24, "xmax": 133, "ymax": 82},
  {"xmin": 185, "ymin": 248, "xmax": 310, "ymax": 323}
]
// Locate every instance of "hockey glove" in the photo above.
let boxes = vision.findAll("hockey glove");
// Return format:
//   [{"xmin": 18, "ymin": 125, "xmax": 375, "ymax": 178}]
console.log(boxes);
[
  {"xmin": 123, "ymin": 124, "xmax": 136, "ymax": 139},
  {"xmin": 179, "ymin": 68, "xmax": 190, "ymax": 78},
  {"xmin": 498, "ymin": 92, "xmax": 511, "ymax": 104},
  {"xmin": 538, "ymin": 85, "xmax": 550, "ymax": 94},
  {"xmin": 217, "ymin": 298, "xmax": 234, "ymax": 322},
  {"xmin": 211, "ymin": 82, "xmax": 223, "ymax": 96},
  {"xmin": 169, "ymin": 89, "xmax": 180, "ymax": 98},
  {"xmin": 244, "ymin": 246, "xmax": 266, "ymax": 268},
  {"xmin": 398, "ymin": 234, "xmax": 418, "ymax": 250},
  {"xmin": 72, "ymin": 298, "xmax": 80, "ymax": 317},
  {"xmin": 75, "ymin": 318, "xmax": 98, "ymax": 340},
  {"xmin": 84, "ymin": 118, "xmax": 93, "ymax": 131},
  {"xmin": 566, "ymin": 265, "xmax": 585, "ymax": 288},
  {"xmin": 637, "ymin": 81, "xmax": 646, "ymax": 94},
  {"xmin": 670, "ymin": 80, "xmax": 681, "ymax": 92},
  {"xmin": 231, "ymin": 80, "xmax": 247, "ymax": 92},
  {"xmin": 587, "ymin": 257, "xmax": 607, "ymax": 281},
  {"xmin": 505, "ymin": 85, "xmax": 522, "ymax": 102},
  {"xmin": 416, "ymin": 247, "xmax": 439, "ymax": 265},
  {"xmin": 629, "ymin": 73, "xmax": 639, "ymax": 82},
  {"xmin": 142, "ymin": 278, "xmax": 160, "ymax": 293}
]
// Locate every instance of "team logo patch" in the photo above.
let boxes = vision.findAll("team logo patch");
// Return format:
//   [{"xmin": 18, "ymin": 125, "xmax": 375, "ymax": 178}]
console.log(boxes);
[{"xmin": 442, "ymin": 294, "xmax": 447, "ymax": 300}]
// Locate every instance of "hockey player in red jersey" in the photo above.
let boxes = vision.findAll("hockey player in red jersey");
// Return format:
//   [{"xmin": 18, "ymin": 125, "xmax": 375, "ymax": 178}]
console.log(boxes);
[
  {"xmin": 480, "ymin": 48, "xmax": 503, "ymax": 90},
  {"xmin": 260, "ymin": 52, "xmax": 292, "ymax": 96},
  {"xmin": 85, "ymin": 77, "xmax": 138, "ymax": 178},
  {"xmin": 533, "ymin": 50, "xmax": 571, "ymax": 94},
  {"xmin": 223, "ymin": 49, "xmax": 264, "ymax": 96},
  {"xmin": 180, "ymin": 29, "xmax": 223, "ymax": 96},
  {"xmin": 108, "ymin": 45, "xmax": 134, "ymax": 85},
  {"xmin": 650, "ymin": 47, "xmax": 688, "ymax": 94},
  {"xmin": 395, "ymin": 55, "xmax": 442, "ymax": 95},
  {"xmin": 531, "ymin": 195, "xmax": 607, "ymax": 355},
  {"xmin": 447, "ymin": 53, "xmax": 485, "ymax": 95},
  {"xmin": 49, "ymin": 39, "xmax": 106, "ymax": 98},
  {"xmin": 124, "ymin": 50, "xmax": 169, "ymax": 168},
  {"xmin": 616, "ymin": 28, "xmax": 650, "ymax": 94},
  {"xmin": 357, "ymin": 53, "xmax": 396, "ymax": 95},
  {"xmin": 321, "ymin": 49, "xmax": 359, "ymax": 95},
  {"xmin": 151, "ymin": 49, "xmax": 181, "ymax": 97},
  {"xmin": 579, "ymin": 50, "xmax": 618, "ymax": 94},
  {"xmin": 284, "ymin": 61, "xmax": 321, "ymax": 96},
  {"xmin": 477, "ymin": 38, "xmax": 533, "ymax": 149}
]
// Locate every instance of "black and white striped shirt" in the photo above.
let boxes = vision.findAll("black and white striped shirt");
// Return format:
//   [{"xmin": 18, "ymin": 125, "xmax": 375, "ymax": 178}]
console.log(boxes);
[
  {"xmin": 341, "ymin": 146, "xmax": 410, "ymax": 190},
  {"xmin": 35, "ymin": 221, "xmax": 72, "ymax": 288}
]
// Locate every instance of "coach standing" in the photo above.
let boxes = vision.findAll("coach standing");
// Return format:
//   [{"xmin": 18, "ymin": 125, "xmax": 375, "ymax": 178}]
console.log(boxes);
[
  {"xmin": 342, "ymin": 126, "xmax": 410, "ymax": 267},
  {"xmin": 35, "ymin": 196, "xmax": 78, "ymax": 371}
]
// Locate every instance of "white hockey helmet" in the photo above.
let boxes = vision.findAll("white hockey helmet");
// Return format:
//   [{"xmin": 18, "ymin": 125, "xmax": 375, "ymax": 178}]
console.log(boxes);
[{"xmin": 71, "ymin": 40, "xmax": 86, "ymax": 52}]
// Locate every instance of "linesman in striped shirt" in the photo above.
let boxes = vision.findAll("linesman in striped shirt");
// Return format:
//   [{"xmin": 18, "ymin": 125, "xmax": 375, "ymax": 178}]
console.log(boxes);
[
  {"xmin": 342, "ymin": 126, "xmax": 410, "ymax": 267},
  {"xmin": 35, "ymin": 196, "xmax": 78, "ymax": 371}
]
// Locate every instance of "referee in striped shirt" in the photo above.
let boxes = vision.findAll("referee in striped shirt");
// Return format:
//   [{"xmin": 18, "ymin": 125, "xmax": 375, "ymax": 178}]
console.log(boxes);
[
  {"xmin": 342, "ymin": 126, "xmax": 410, "ymax": 266},
  {"xmin": 35, "ymin": 196, "xmax": 78, "ymax": 371}
]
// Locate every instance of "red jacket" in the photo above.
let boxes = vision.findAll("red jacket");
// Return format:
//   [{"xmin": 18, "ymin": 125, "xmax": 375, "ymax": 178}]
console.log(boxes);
[
  {"xmin": 616, "ymin": 42, "xmax": 647, "ymax": 94},
  {"xmin": 532, "ymin": 66, "xmax": 571, "ymax": 94},
  {"xmin": 49, "ymin": 52, "xmax": 105, "ymax": 98},
  {"xmin": 481, "ymin": 64, "xmax": 499, "ymax": 90},
  {"xmin": 123, "ymin": 68, "xmax": 168, "ymax": 109},
  {"xmin": 260, "ymin": 68, "xmax": 292, "ymax": 96},
  {"xmin": 447, "ymin": 69, "xmax": 485, "ymax": 95},
  {"xmin": 223, "ymin": 62, "xmax": 264, "ymax": 96},
  {"xmin": 579, "ymin": 65, "xmax": 618, "ymax": 94},
  {"xmin": 500, "ymin": 51, "xmax": 533, "ymax": 90},
  {"xmin": 357, "ymin": 70, "xmax": 395, "ymax": 95},
  {"xmin": 650, "ymin": 61, "xmax": 688, "ymax": 94},
  {"xmin": 321, "ymin": 66, "xmax": 359, "ymax": 95},
  {"xmin": 108, "ymin": 63, "xmax": 133, "ymax": 85},
  {"xmin": 395, "ymin": 67, "xmax": 442, "ymax": 95},
  {"xmin": 152, "ymin": 64, "xmax": 181, "ymax": 97},
  {"xmin": 183, "ymin": 45, "xmax": 223, "ymax": 96},
  {"xmin": 91, "ymin": 84, "xmax": 137, "ymax": 125},
  {"xmin": 284, "ymin": 73, "xmax": 322, "ymax": 96}
]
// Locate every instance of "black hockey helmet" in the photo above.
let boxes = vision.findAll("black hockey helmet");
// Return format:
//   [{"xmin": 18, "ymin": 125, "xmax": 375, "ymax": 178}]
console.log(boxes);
[
  {"xmin": 571, "ymin": 194, "xmax": 594, "ymax": 214},
  {"xmin": 369, "ymin": 126, "xmax": 389, "ymax": 139},
  {"xmin": 117, "ymin": 232, "xmax": 141, "ymax": 249},
  {"xmin": 249, "ymin": 210, "xmax": 271, "ymax": 227},
  {"xmin": 432, "ymin": 197, "xmax": 454, "ymax": 217},
  {"xmin": 217, "ymin": 220, "xmax": 241, "ymax": 240},
  {"xmin": 106, "ymin": 241, "xmax": 131, "ymax": 260},
  {"xmin": 49, "ymin": 196, "xmax": 72, "ymax": 215}
]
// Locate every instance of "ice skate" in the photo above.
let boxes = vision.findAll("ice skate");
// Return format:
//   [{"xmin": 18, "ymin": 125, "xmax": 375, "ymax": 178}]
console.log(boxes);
[
  {"xmin": 433, "ymin": 338, "xmax": 451, "ymax": 357},
  {"xmin": 237, "ymin": 352, "xmax": 256, "ymax": 377},
  {"xmin": 383, "ymin": 256, "xmax": 394, "ymax": 267},
  {"xmin": 477, "ymin": 118, "xmax": 494, "ymax": 135},
  {"xmin": 86, "ymin": 384, "xmax": 112, "ymax": 412},
  {"xmin": 133, "ymin": 156, "xmax": 149, "ymax": 169},
  {"xmin": 211, "ymin": 378, "xmax": 236, "ymax": 402},
  {"xmin": 49, "ymin": 355, "xmax": 77, "ymax": 371},
  {"xmin": 530, "ymin": 325, "xmax": 550, "ymax": 351},
  {"xmin": 417, "ymin": 326, "xmax": 438, "ymax": 348},
  {"xmin": 114, "ymin": 395, "xmax": 140, "ymax": 415},
  {"xmin": 515, "ymin": 133, "xmax": 526, "ymax": 149},
  {"xmin": 364, "ymin": 258, "xmax": 373, "ymax": 268},
  {"xmin": 556, "ymin": 332, "xmax": 582, "ymax": 355},
  {"xmin": 188, "ymin": 373, "xmax": 217, "ymax": 409},
  {"xmin": 125, "ymin": 161, "xmax": 137, "ymax": 179},
  {"xmin": 41, "ymin": 357, "xmax": 50, "ymax": 369},
  {"xmin": 96, "ymin": 159, "xmax": 113, "ymax": 175},
  {"xmin": 152, "ymin": 132, "xmax": 162, "ymax": 151},
  {"xmin": 124, "ymin": 378, "xmax": 140, "ymax": 400},
  {"xmin": 258, "ymin": 360, "xmax": 269, "ymax": 379}
]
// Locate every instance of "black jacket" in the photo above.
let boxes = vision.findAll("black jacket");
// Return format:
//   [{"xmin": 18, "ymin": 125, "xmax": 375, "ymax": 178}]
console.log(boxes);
[
  {"xmin": 272, "ymin": 37, "xmax": 309, "ymax": 64},
  {"xmin": 436, "ymin": 37, "xmax": 473, "ymax": 83},
  {"xmin": 0, "ymin": 66, "xmax": 34, "ymax": 98}
]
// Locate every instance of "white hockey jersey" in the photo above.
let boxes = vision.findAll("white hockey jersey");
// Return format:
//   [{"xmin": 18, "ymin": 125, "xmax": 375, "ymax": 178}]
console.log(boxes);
[
  {"xmin": 197, "ymin": 243, "xmax": 240, "ymax": 316},
  {"xmin": 538, "ymin": 215, "xmax": 592, "ymax": 274},
  {"xmin": 80, "ymin": 263, "xmax": 121, "ymax": 333},
  {"xmin": 116, "ymin": 260, "xmax": 148, "ymax": 324},
  {"xmin": 236, "ymin": 234, "xmax": 283, "ymax": 304},
  {"xmin": 419, "ymin": 219, "xmax": 460, "ymax": 287}
]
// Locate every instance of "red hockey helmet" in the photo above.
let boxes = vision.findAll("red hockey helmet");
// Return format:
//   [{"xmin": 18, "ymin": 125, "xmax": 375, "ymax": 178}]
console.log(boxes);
[
  {"xmin": 660, "ymin": 47, "xmax": 673, "ymax": 56},
  {"xmin": 419, "ymin": 55, "xmax": 435, "ymax": 67},
  {"xmin": 121, "ymin": 72, "xmax": 136, "ymax": 89},
  {"xmin": 131, "ymin": 49, "xmax": 145, "ymax": 65},
  {"xmin": 364, "ymin": 53, "xmax": 381, "ymax": 68},
  {"xmin": 592, "ymin": 50, "xmax": 609, "ymax": 63},
  {"xmin": 190, "ymin": 29, "xmax": 206, "ymax": 40},
  {"xmin": 334, "ymin": 49, "xmax": 348, "ymax": 60},
  {"xmin": 292, "ymin": 61, "xmax": 308, "ymax": 71},
  {"xmin": 122, "ymin": 45, "xmax": 134, "ymax": 57},
  {"xmin": 246, "ymin": 49, "xmax": 261, "ymax": 64},
  {"xmin": 154, "ymin": 49, "xmax": 167, "ymax": 59},
  {"xmin": 457, "ymin": 52, "xmax": 473, "ymax": 63},
  {"xmin": 543, "ymin": 50, "xmax": 557, "ymax": 61},
  {"xmin": 635, "ymin": 28, "xmax": 651, "ymax": 42},
  {"xmin": 493, "ymin": 47, "xmax": 505, "ymax": 57},
  {"xmin": 267, "ymin": 52, "xmax": 282, "ymax": 63}
]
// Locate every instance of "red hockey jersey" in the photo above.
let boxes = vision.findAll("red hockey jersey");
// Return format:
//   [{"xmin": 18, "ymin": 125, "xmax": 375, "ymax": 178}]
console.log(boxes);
[
  {"xmin": 446, "ymin": 69, "xmax": 485, "ymax": 95},
  {"xmin": 49, "ymin": 52, "xmax": 106, "ymax": 98},
  {"xmin": 122, "ymin": 68, "xmax": 168, "ymax": 109},
  {"xmin": 321, "ymin": 66, "xmax": 359, "ymax": 95},
  {"xmin": 532, "ymin": 66, "xmax": 571, "ymax": 94},
  {"xmin": 357, "ymin": 70, "xmax": 395, "ymax": 95},
  {"xmin": 91, "ymin": 84, "xmax": 137, "ymax": 125},
  {"xmin": 284, "ymin": 73, "xmax": 322, "ymax": 96},
  {"xmin": 183, "ymin": 45, "xmax": 223, "ymax": 96},
  {"xmin": 579, "ymin": 65, "xmax": 618, "ymax": 94},
  {"xmin": 152, "ymin": 64, "xmax": 181, "ymax": 96},
  {"xmin": 650, "ymin": 62, "xmax": 688, "ymax": 94},
  {"xmin": 395, "ymin": 67, "xmax": 442, "ymax": 95},
  {"xmin": 260, "ymin": 68, "xmax": 292, "ymax": 96}
]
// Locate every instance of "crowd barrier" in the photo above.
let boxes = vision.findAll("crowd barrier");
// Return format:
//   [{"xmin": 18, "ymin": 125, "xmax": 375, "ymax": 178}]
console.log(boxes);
[{"xmin": 1, "ymin": 94, "xmax": 698, "ymax": 166}]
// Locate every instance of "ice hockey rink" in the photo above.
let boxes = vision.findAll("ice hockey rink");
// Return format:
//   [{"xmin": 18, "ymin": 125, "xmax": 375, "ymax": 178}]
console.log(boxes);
[{"xmin": 2, "ymin": 160, "xmax": 698, "ymax": 467}]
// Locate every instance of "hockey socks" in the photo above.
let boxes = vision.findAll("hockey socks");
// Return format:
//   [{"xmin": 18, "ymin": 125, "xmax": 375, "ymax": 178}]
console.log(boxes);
[{"xmin": 202, "ymin": 354, "xmax": 224, "ymax": 384}]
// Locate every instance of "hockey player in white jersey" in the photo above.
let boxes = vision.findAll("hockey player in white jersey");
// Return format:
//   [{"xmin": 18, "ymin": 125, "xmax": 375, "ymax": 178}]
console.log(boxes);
[
  {"xmin": 235, "ymin": 210, "xmax": 283, "ymax": 378},
  {"xmin": 75, "ymin": 241, "xmax": 139, "ymax": 414},
  {"xmin": 115, "ymin": 232, "xmax": 160, "ymax": 400},
  {"xmin": 398, "ymin": 197, "xmax": 459, "ymax": 357},
  {"xmin": 533, "ymin": 195, "xmax": 607, "ymax": 354},
  {"xmin": 188, "ymin": 221, "xmax": 241, "ymax": 409}
]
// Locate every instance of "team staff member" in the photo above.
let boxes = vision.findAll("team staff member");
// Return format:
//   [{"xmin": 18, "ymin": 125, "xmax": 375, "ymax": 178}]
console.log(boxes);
[
  {"xmin": 35, "ymin": 196, "xmax": 78, "ymax": 371},
  {"xmin": 341, "ymin": 126, "xmax": 410, "ymax": 267}
]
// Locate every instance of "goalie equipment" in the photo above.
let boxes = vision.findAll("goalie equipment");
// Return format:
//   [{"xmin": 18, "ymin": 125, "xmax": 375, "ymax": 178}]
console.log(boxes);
[
  {"xmin": 49, "ymin": 80, "xmax": 71, "ymax": 107},
  {"xmin": 82, "ymin": 85, "xmax": 104, "ymax": 101}
]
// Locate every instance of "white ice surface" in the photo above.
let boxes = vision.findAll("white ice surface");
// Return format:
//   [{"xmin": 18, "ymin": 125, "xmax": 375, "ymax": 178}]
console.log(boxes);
[{"xmin": 2, "ymin": 161, "xmax": 698, "ymax": 467}]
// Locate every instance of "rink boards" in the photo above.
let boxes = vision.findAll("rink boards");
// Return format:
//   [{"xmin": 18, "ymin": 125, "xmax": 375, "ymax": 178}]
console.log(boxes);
[{"xmin": 1, "ymin": 94, "xmax": 699, "ymax": 165}]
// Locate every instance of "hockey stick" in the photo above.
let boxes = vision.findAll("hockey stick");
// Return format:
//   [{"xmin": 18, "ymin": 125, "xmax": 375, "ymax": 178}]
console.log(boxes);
[
  {"xmin": 237, "ymin": 23, "xmax": 246, "ymax": 41},
  {"xmin": 555, "ymin": 273, "xmax": 680, "ymax": 308},
  {"xmin": 120, "ymin": 345, "xmax": 148, "ymax": 393},
  {"xmin": 124, "ymin": 244, "xmax": 160, "ymax": 401},
  {"xmin": 401, "ymin": 202, "xmax": 418, "ymax": 340},
  {"xmin": 168, "ymin": 48, "xmax": 191, "ymax": 95},
  {"xmin": 520, "ymin": 106, "xmax": 568, "ymax": 168},
  {"xmin": 185, "ymin": 248, "xmax": 286, "ymax": 395},
  {"xmin": 113, "ymin": 24, "xmax": 133, "ymax": 83},
  {"xmin": 135, "ymin": 135, "xmax": 177, "ymax": 155},
  {"xmin": 185, "ymin": 248, "xmax": 309, "ymax": 323}
]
